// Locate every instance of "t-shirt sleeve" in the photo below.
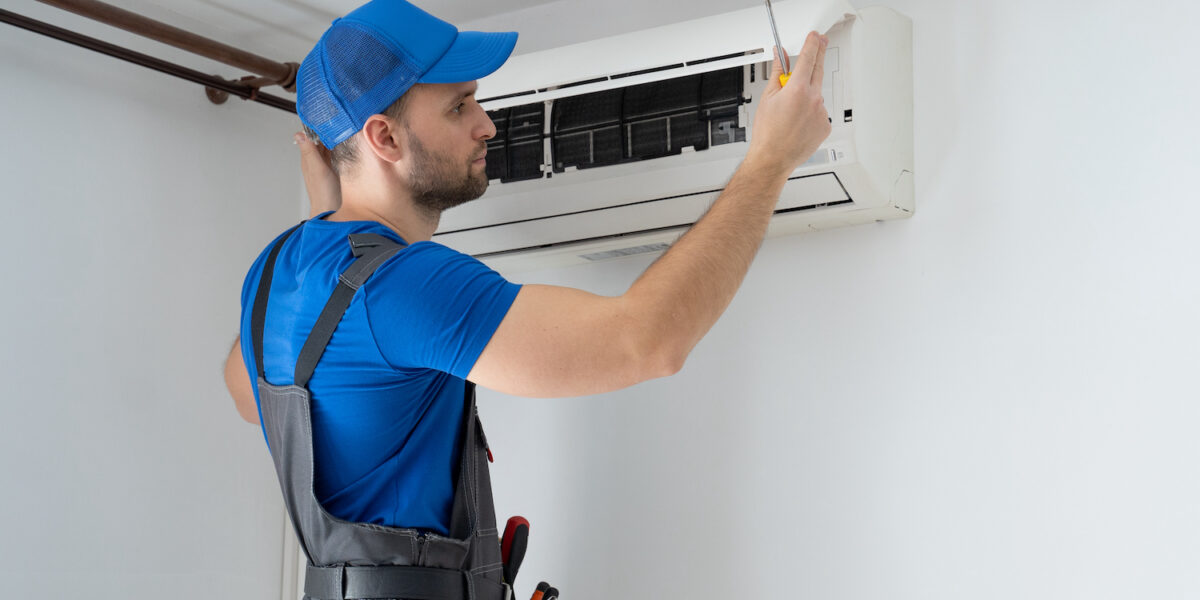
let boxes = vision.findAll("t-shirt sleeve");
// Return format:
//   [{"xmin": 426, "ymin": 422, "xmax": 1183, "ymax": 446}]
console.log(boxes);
[{"xmin": 363, "ymin": 242, "xmax": 521, "ymax": 379}]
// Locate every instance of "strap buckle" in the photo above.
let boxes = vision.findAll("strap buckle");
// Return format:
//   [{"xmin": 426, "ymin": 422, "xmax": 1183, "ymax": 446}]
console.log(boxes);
[{"xmin": 347, "ymin": 232, "xmax": 402, "ymax": 256}]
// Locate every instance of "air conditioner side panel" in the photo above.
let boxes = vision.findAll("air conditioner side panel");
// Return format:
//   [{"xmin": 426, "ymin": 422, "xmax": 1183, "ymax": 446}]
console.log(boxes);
[{"xmin": 848, "ymin": 7, "xmax": 914, "ymax": 213}]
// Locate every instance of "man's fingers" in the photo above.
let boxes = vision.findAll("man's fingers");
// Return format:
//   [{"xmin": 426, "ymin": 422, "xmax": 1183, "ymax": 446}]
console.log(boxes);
[
  {"xmin": 315, "ymin": 143, "xmax": 334, "ymax": 165},
  {"xmin": 768, "ymin": 46, "xmax": 786, "ymax": 89},
  {"xmin": 811, "ymin": 35, "xmax": 828, "ymax": 88},
  {"xmin": 794, "ymin": 31, "xmax": 823, "ymax": 82},
  {"xmin": 294, "ymin": 131, "xmax": 335, "ymax": 169},
  {"xmin": 774, "ymin": 45, "xmax": 790, "ymax": 77}
]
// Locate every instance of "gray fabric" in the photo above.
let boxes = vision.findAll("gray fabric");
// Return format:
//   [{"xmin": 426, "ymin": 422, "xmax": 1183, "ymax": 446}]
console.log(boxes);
[
  {"xmin": 259, "ymin": 380, "xmax": 440, "ymax": 567},
  {"xmin": 304, "ymin": 564, "xmax": 509, "ymax": 600},
  {"xmin": 254, "ymin": 232, "xmax": 508, "ymax": 600},
  {"xmin": 294, "ymin": 237, "xmax": 405, "ymax": 387}
]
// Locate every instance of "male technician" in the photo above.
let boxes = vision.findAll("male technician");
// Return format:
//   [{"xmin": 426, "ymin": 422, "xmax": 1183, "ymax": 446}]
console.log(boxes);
[{"xmin": 223, "ymin": 0, "xmax": 829, "ymax": 597}]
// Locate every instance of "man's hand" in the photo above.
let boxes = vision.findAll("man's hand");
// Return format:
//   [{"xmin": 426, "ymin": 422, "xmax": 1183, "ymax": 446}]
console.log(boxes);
[
  {"xmin": 224, "ymin": 337, "xmax": 259, "ymax": 424},
  {"xmin": 746, "ymin": 32, "xmax": 831, "ymax": 177},
  {"xmin": 295, "ymin": 132, "xmax": 342, "ymax": 217}
]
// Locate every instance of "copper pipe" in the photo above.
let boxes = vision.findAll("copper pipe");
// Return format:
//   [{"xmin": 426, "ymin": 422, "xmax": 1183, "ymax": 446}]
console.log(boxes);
[
  {"xmin": 1, "ymin": 8, "xmax": 296, "ymax": 113},
  {"xmin": 36, "ymin": 0, "xmax": 298, "ymax": 91}
]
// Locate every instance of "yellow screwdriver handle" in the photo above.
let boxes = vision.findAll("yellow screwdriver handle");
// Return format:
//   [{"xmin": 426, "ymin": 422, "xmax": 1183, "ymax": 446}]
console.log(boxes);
[{"xmin": 779, "ymin": 72, "xmax": 790, "ymax": 87}]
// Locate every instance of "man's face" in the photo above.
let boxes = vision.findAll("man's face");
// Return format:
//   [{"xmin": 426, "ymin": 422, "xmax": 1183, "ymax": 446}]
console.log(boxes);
[{"xmin": 401, "ymin": 82, "xmax": 496, "ymax": 215}]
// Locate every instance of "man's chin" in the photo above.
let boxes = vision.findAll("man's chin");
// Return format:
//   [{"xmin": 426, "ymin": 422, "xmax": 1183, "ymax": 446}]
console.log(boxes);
[
  {"xmin": 438, "ymin": 178, "xmax": 489, "ymax": 213},
  {"xmin": 468, "ymin": 173, "xmax": 490, "ymax": 199}
]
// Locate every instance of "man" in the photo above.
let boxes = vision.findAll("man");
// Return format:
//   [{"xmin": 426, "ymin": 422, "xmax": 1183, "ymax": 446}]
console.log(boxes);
[{"xmin": 224, "ymin": 0, "xmax": 829, "ymax": 597}]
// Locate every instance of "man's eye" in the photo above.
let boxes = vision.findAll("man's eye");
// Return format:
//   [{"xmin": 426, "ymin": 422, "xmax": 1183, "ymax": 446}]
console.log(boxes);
[{"xmin": 453, "ymin": 102, "xmax": 465, "ymax": 114}]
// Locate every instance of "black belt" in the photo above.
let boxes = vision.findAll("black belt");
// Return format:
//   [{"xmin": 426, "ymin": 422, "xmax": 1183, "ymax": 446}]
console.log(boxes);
[{"xmin": 305, "ymin": 564, "xmax": 511, "ymax": 600}]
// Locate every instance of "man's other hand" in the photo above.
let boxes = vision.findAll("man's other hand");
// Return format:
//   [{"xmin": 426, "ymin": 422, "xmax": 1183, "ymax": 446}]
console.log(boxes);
[{"xmin": 296, "ymin": 132, "xmax": 342, "ymax": 217}]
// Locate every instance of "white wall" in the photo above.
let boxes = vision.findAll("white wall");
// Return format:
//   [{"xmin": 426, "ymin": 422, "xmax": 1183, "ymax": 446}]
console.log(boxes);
[
  {"xmin": 466, "ymin": 1, "xmax": 1200, "ymax": 598},
  {"xmin": 5, "ymin": 1, "xmax": 1197, "ymax": 598},
  {"xmin": 0, "ymin": 7, "xmax": 302, "ymax": 598}
]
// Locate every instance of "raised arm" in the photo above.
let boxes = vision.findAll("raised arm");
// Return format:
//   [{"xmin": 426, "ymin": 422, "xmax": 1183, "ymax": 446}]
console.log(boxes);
[{"xmin": 468, "ymin": 33, "xmax": 830, "ymax": 398}]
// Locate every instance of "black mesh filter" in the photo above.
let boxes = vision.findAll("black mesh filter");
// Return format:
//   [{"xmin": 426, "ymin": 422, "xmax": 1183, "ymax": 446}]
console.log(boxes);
[
  {"xmin": 554, "ymin": 89, "xmax": 623, "ymax": 133},
  {"xmin": 625, "ymin": 76, "xmax": 700, "ymax": 118},
  {"xmin": 629, "ymin": 119, "xmax": 668, "ymax": 158},
  {"xmin": 667, "ymin": 112, "xmax": 708, "ymax": 152},
  {"xmin": 552, "ymin": 89, "xmax": 624, "ymax": 171},
  {"xmin": 507, "ymin": 139, "xmax": 544, "ymax": 181},
  {"xmin": 550, "ymin": 65, "xmax": 746, "ymax": 172},
  {"xmin": 485, "ymin": 65, "xmax": 747, "ymax": 181},
  {"xmin": 700, "ymin": 68, "xmax": 743, "ymax": 107},
  {"xmin": 484, "ymin": 107, "xmax": 509, "ymax": 181},
  {"xmin": 484, "ymin": 146, "xmax": 508, "ymax": 181},
  {"xmin": 484, "ymin": 102, "xmax": 546, "ymax": 183}
]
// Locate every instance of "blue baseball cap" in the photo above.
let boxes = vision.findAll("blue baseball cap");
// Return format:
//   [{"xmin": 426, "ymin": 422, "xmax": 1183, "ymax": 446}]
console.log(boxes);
[{"xmin": 297, "ymin": 0, "xmax": 518, "ymax": 148}]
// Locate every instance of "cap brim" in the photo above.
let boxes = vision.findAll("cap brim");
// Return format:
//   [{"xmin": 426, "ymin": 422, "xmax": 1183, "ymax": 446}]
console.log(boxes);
[{"xmin": 418, "ymin": 30, "xmax": 518, "ymax": 84}]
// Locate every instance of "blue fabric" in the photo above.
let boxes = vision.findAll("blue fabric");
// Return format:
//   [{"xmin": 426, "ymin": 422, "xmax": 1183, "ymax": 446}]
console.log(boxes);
[
  {"xmin": 239, "ymin": 215, "xmax": 520, "ymax": 535},
  {"xmin": 297, "ymin": 0, "xmax": 517, "ymax": 148}
]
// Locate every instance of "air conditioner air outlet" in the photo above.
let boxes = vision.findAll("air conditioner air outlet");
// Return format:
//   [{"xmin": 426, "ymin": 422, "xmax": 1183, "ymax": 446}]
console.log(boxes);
[{"xmin": 435, "ymin": 172, "xmax": 852, "ymax": 257}]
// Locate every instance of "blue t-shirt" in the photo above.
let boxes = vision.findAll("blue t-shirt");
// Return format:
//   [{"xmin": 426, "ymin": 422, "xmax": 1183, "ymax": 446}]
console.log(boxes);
[{"xmin": 238, "ymin": 214, "xmax": 520, "ymax": 535}]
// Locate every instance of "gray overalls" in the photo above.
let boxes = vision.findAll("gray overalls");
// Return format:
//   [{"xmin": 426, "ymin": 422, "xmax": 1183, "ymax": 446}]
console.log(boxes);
[{"xmin": 250, "ymin": 227, "xmax": 510, "ymax": 600}]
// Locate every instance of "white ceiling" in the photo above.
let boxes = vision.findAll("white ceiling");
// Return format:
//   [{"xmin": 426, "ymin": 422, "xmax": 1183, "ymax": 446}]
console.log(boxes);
[{"xmin": 19, "ymin": 0, "xmax": 561, "ymax": 66}]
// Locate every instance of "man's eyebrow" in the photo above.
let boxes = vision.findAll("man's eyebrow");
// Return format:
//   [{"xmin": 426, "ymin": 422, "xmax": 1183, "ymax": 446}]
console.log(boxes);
[{"xmin": 447, "ymin": 86, "xmax": 478, "ymax": 107}]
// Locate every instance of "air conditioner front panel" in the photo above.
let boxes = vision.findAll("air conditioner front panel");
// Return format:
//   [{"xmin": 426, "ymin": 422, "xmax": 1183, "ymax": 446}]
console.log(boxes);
[
  {"xmin": 470, "ymin": 194, "xmax": 906, "ymax": 274},
  {"xmin": 438, "ymin": 138, "xmax": 856, "ymax": 235},
  {"xmin": 436, "ymin": 172, "xmax": 850, "ymax": 257},
  {"xmin": 439, "ymin": 144, "xmax": 749, "ymax": 232},
  {"xmin": 476, "ymin": 0, "xmax": 857, "ymax": 104}
]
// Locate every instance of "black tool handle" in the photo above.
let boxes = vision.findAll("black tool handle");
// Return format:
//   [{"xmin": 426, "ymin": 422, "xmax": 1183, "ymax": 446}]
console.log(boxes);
[{"xmin": 503, "ymin": 521, "xmax": 529, "ymax": 585}]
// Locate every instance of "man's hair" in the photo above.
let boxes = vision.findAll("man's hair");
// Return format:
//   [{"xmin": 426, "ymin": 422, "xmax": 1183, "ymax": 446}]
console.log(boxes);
[{"xmin": 301, "ymin": 91, "xmax": 412, "ymax": 176}]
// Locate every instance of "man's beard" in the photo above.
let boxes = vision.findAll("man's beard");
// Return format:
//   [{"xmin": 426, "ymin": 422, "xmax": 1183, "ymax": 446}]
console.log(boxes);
[{"xmin": 406, "ymin": 131, "xmax": 489, "ymax": 217}]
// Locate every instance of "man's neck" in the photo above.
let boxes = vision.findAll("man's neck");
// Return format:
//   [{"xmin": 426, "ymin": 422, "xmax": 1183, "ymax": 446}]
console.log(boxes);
[{"xmin": 329, "ymin": 180, "xmax": 439, "ymax": 244}]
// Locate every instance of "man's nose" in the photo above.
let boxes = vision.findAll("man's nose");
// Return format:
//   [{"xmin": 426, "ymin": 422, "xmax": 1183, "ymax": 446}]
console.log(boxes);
[{"xmin": 476, "ymin": 105, "xmax": 497, "ymax": 141}]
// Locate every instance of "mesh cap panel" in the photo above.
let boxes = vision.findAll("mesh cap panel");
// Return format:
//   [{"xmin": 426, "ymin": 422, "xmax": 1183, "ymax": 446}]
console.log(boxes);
[
  {"xmin": 297, "ymin": 45, "xmax": 357, "ymax": 147},
  {"xmin": 327, "ymin": 26, "xmax": 405, "ymax": 106}
]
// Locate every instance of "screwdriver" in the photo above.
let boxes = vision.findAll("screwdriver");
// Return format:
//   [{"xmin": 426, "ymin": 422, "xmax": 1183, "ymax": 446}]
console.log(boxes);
[
  {"xmin": 764, "ymin": 0, "xmax": 791, "ymax": 86},
  {"xmin": 501, "ymin": 516, "xmax": 530, "ymax": 586}
]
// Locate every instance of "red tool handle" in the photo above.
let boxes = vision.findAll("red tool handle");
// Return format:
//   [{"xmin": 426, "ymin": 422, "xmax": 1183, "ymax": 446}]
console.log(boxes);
[{"xmin": 500, "ymin": 516, "xmax": 530, "ymax": 564}]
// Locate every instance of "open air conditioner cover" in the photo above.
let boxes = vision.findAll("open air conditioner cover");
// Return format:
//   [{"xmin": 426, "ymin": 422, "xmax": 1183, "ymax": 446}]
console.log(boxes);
[{"xmin": 434, "ymin": 0, "xmax": 913, "ymax": 274}]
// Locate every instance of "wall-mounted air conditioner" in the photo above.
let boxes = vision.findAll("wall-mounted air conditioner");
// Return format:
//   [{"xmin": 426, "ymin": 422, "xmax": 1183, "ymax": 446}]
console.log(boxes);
[{"xmin": 433, "ymin": 0, "xmax": 913, "ymax": 273}]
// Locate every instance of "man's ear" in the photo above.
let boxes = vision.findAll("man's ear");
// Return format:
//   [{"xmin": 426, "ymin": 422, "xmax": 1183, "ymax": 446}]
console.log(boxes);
[{"xmin": 360, "ymin": 114, "xmax": 405, "ymax": 164}]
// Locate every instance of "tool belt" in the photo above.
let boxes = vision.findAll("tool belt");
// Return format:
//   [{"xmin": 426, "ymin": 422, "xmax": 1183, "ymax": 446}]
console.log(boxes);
[
  {"xmin": 251, "ymin": 227, "xmax": 520, "ymax": 600},
  {"xmin": 303, "ymin": 564, "xmax": 508, "ymax": 600}
]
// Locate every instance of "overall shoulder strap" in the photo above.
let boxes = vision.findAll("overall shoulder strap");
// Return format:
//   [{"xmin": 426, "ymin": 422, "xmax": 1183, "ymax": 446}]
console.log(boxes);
[
  {"xmin": 292, "ymin": 233, "xmax": 406, "ymax": 387},
  {"xmin": 251, "ymin": 223, "xmax": 303, "ymax": 383}
]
